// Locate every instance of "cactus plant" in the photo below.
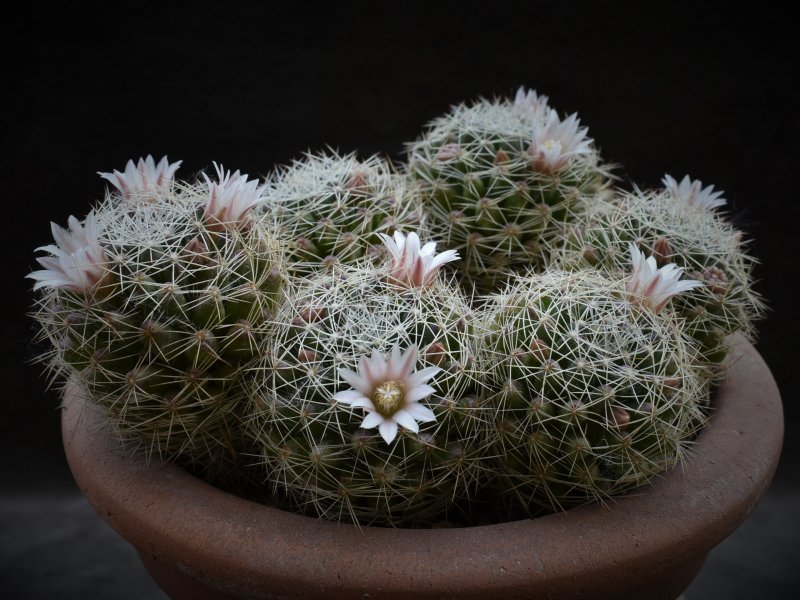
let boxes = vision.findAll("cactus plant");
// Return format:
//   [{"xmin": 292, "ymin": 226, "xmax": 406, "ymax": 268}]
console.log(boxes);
[
  {"xmin": 30, "ymin": 158, "xmax": 285, "ymax": 467},
  {"xmin": 262, "ymin": 151, "xmax": 424, "ymax": 277},
  {"xmin": 245, "ymin": 235, "xmax": 489, "ymax": 526},
  {"xmin": 406, "ymin": 87, "xmax": 613, "ymax": 292},
  {"xmin": 481, "ymin": 260, "xmax": 706, "ymax": 513},
  {"xmin": 555, "ymin": 179, "xmax": 765, "ymax": 378},
  {"xmin": 26, "ymin": 89, "xmax": 771, "ymax": 534}
]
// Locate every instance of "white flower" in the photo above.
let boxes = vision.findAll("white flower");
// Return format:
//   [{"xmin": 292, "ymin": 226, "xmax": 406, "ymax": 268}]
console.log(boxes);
[
  {"xmin": 202, "ymin": 163, "xmax": 266, "ymax": 230},
  {"xmin": 512, "ymin": 86, "xmax": 550, "ymax": 120},
  {"xmin": 662, "ymin": 174, "xmax": 726, "ymax": 210},
  {"xmin": 98, "ymin": 155, "xmax": 182, "ymax": 200},
  {"xmin": 333, "ymin": 345, "xmax": 439, "ymax": 445},
  {"xmin": 378, "ymin": 231, "xmax": 460, "ymax": 287},
  {"xmin": 530, "ymin": 109, "xmax": 593, "ymax": 174},
  {"xmin": 627, "ymin": 243, "xmax": 702, "ymax": 312},
  {"xmin": 28, "ymin": 211, "xmax": 108, "ymax": 292}
]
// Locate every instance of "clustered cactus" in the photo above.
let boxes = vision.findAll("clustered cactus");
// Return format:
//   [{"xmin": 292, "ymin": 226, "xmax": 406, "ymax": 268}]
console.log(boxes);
[{"xmin": 29, "ymin": 87, "xmax": 764, "ymax": 527}]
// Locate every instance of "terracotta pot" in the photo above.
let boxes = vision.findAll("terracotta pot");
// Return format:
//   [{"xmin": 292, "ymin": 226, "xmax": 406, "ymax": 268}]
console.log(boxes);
[{"xmin": 62, "ymin": 335, "xmax": 782, "ymax": 600}]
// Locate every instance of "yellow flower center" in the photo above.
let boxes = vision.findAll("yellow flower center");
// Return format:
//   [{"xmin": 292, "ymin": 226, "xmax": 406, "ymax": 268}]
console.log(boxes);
[
  {"xmin": 542, "ymin": 139, "xmax": 562, "ymax": 153},
  {"xmin": 373, "ymin": 380, "xmax": 404, "ymax": 416}
]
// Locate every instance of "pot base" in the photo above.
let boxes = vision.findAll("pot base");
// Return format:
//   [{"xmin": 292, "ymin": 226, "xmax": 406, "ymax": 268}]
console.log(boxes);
[{"xmin": 63, "ymin": 335, "xmax": 782, "ymax": 600}]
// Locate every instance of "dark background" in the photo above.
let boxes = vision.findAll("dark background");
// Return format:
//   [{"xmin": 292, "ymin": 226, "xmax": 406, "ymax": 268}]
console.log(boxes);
[{"xmin": 3, "ymin": 2, "xmax": 798, "ymax": 598}]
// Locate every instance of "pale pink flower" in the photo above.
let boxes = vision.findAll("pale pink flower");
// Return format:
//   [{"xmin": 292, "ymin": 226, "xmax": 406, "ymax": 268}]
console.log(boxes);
[
  {"xmin": 662, "ymin": 174, "xmax": 726, "ymax": 210},
  {"xmin": 28, "ymin": 211, "xmax": 108, "ymax": 292},
  {"xmin": 333, "ymin": 345, "xmax": 439, "ymax": 445},
  {"xmin": 202, "ymin": 163, "xmax": 266, "ymax": 230},
  {"xmin": 378, "ymin": 231, "xmax": 460, "ymax": 287},
  {"xmin": 627, "ymin": 243, "xmax": 702, "ymax": 312},
  {"xmin": 530, "ymin": 109, "xmax": 593, "ymax": 174},
  {"xmin": 512, "ymin": 86, "xmax": 550, "ymax": 119},
  {"xmin": 98, "ymin": 155, "xmax": 182, "ymax": 200}
]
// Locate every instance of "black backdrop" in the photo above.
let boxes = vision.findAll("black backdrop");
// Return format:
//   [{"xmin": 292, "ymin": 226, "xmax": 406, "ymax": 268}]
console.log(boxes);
[{"xmin": 4, "ymin": 0, "xmax": 798, "ymax": 583}]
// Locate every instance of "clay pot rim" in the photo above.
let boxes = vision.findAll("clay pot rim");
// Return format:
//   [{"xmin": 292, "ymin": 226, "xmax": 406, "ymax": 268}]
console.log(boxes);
[{"xmin": 62, "ymin": 334, "xmax": 783, "ymax": 598}]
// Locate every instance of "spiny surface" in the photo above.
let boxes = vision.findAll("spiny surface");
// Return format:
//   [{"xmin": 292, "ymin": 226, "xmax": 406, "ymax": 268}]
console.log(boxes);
[
  {"xmin": 482, "ymin": 269, "xmax": 707, "ymax": 513},
  {"xmin": 32, "ymin": 181, "xmax": 285, "ymax": 467},
  {"xmin": 245, "ymin": 266, "xmax": 491, "ymax": 526},
  {"xmin": 555, "ymin": 190, "xmax": 765, "ymax": 378},
  {"xmin": 262, "ymin": 152, "xmax": 424, "ymax": 278},
  {"xmin": 407, "ymin": 96, "xmax": 612, "ymax": 292}
]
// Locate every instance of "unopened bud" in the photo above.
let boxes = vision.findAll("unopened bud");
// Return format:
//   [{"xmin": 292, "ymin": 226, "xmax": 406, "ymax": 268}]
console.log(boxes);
[
  {"xmin": 529, "ymin": 339, "xmax": 550, "ymax": 362},
  {"xmin": 425, "ymin": 342, "xmax": 447, "ymax": 366},
  {"xmin": 297, "ymin": 348, "xmax": 318, "ymax": 363},
  {"xmin": 494, "ymin": 149, "xmax": 509, "ymax": 164},
  {"xmin": 610, "ymin": 406, "xmax": 631, "ymax": 428},
  {"xmin": 652, "ymin": 237, "xmax": 673, "ymax": 265},
  {"xmin": 345, "ymin": 171, "xmax": 368, "ymax": 190},
  {"xmin": 582, "ymin": 245, "xmax": 598, "ymax": 265},
  {"xmin": 298, "ymin": 305, "xmax": 328, "ymax": 323},
  {"xmin": 183, "ymin": 236, "xmax": 209, "ymax": 264},
  {"xmin": 703, "ymin": 266, "xmax": 729, "ymax": 294}
]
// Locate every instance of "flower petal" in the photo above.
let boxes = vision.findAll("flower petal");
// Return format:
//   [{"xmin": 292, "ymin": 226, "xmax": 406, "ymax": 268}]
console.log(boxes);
[
  {"xmin": 98, "ymin": 155, "xmax": 180, "ymax": 199},
  {"xmin": 397, "ymin": 345, "xmax": 418, "ymax": 379},
  {"xmin": 406, "ymin": 402, "xmax": 437, "ymax": 423},
  {"xmin": 377, "ymin": 232, "xmax": 400, "ymax": 258},
  {"xmin": 405, "ymin": 384, "xmax": 437, "ymax": 404},
  {"xmin": 406, "ymin": 366, "xmax": 441, "ymax": 389},
  {"xmin": 30, "ymin": 212, "xmax": 108, "ymax": 293},
  {"xmin": 378, "ymin": 420, "xmax": 399, "ymax": 444},
  {"xmin": 392, "ymin": 409, "xmax": 420, "ymax": 433},
  {"xmin": 382, "ymin": 230, "xmax": 459, "ymax": 287},
  {"xmin": 339, "ymin": 368, "xmax": 373, "ymax": 396},
  {"xmin": 628, "ymin": 244, "xmax": 702, "ymax": 312},
  {"xmin": 386, "ymin": 344, "xmax": 414, "ymax": 380},
  {"xmin": 202, "ymin": 163, "xmax": 265, "ymax": 229},
  {"xmin": 361, "ymin": 411, "xmax": 384, "ymax": 429},
  {"xmin": 332, "ymin": 390, "xmax": 367, "ymax": 405}
]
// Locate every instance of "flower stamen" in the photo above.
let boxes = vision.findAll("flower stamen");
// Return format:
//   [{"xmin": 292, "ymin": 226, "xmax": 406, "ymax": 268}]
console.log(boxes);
[{"xmin": 373, "ymin": 380, "xmax": 405, "ymax": 416}]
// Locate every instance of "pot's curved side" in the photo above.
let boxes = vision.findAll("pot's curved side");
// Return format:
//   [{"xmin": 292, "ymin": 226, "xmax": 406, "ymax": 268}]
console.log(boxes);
[{"xmin": 62, "ymin": 336, "xmax": 783, "ymax": 600}]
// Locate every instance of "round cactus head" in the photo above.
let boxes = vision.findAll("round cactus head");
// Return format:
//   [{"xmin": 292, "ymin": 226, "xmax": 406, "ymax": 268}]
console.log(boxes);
[
  {"xmin": 555, "ymin": 182, "xmax": 765, "ymax": 378},
  {"xmin": 30, "ymin": 158, "xmax": 286, "ymax": 467},
  {"xmin": 406, "ymin": 88, "xmax": 613, "ymax": 292},
  {"xmin": 262, "ymin": 151, "xmax": 424, "ymax": 278},
  {"xmin": 245, "ymin": 261, "xmax": 490, "ymax": 526},
  {"xmin": 481, "ymin": 268, "xmax": 706, "ymax": 513}
]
